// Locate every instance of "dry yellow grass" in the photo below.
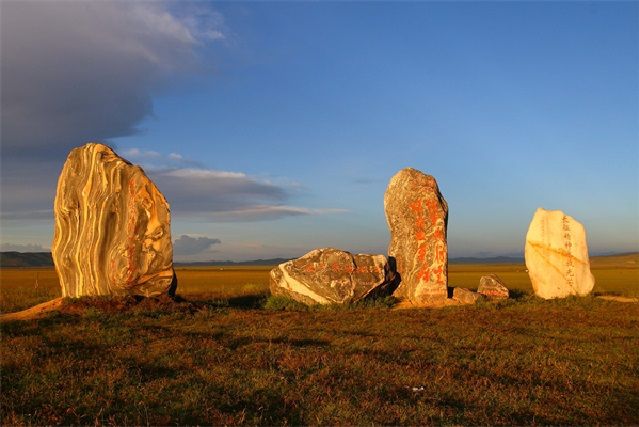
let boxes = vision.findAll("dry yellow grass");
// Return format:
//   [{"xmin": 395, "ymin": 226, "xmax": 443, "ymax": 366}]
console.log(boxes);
[
  {"xmin": 1, "ymin": 256, "xmax": 638, "ymax": 425},
  {"xmin": 448, "ymin": 264, "xmax": 639, "ymax": 296},
  {"xmin": 0, "ymin": 267, "xmax": 273, "ymax": 312},
  {"xmin": 1, "ymin": 254, "xmax": 637, "ymax": 313},
  {"xmin": 0, "ymin": 268, "xmax": 60, "ymax": 312}
]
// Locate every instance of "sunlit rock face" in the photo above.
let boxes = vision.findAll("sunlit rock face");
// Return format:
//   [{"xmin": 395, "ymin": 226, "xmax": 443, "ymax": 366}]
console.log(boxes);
[
  {"xmin": 384, "ymin": 168, "xmax": 448, "ymax": 305},
  {"xmin": 478, "ymin": 274, "xmax": 509, "ymax": 299},
  {"xmin": 269, "ymin": 248, "xmax": 399, "ymax": 305},
  {"xmin": 452, "ymin": 287, "xmax": 481, "ymax": 305},
  {"xmin": 52, "ymin": 143, "xmax": 175, "ymax": 297},
  {"xmin": 525, "ymin": 208, "xmax": 594, "ymax": 299}
]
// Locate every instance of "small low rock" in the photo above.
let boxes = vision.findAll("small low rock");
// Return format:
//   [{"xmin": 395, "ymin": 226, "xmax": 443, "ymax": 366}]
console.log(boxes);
[
  {"xmin": 478, "ymin": 274, "xmax": 509, "ymax": 299},
  {"xmin": 452, "ymin": 287, "xmax": 482, "ymax": 305}
]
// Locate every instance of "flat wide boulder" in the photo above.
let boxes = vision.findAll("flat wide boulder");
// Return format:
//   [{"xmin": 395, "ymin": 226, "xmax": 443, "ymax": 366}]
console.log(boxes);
[
  {"xmin": 452, "ymin": 287, "xmax": 482, "ymax": 305},
  {"xmin": 525, "ymin": 208, "xmax": 594, "ymax": 299},
  {"xmin": 384, "ymin": 168, "xmax": 448, "ymax": 305},
  {"xmin": 269, "ymin": 248, "xmax": 398, "ymax": 305},
  {"xmin": 52, "ymin": 143, "xmax": 175, "ymax": 297},
  {"xmin": 478, "ymin": 274, "xmax": 509, "ymax": 299}
]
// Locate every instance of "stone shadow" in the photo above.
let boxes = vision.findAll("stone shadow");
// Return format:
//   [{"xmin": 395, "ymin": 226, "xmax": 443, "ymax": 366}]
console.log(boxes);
[
  {"xmin": 377, "ymin": 256, "xmax": 401, "ymax": 298},
  {"xmin": 174, "ymin": 294, "xmax": 268, "ymax": 310},
  {"xmin": 508, "ymin": 289, "xmax": 528, "ymax": 300}
]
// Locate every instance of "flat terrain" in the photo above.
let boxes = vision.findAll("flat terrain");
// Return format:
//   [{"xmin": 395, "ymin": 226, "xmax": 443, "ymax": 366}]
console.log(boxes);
[
  {"xmin": 1, "ymin": 255, "xmax": 638, "ymax": 425},
  {"xmin": 2, "ymin": 254, "xmax": 637, "ymax": 313}
]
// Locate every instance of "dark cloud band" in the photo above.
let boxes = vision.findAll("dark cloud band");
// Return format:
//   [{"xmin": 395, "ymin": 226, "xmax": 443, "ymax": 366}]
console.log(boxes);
[{"xmin": 173, "ymin": 235, "xmax": 221, "ymax": 256}]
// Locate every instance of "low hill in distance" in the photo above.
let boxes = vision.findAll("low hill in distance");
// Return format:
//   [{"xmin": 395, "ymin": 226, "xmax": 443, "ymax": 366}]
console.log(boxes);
[
  {"xmin": 0, "ymin": 252, "xmax": 53, "ymax": 267},
  {"xmin": 0, "ymin": 252, "xmax": 293, "ymax": 268},
  {"xmin": 589, "ymin": 252, "xmax": 639, "ymax": 268},
  {"xmin": 2, "ymin": 251, "xmax": 637, "ymax": 268},
  {"xmin": 449, "ymin": 255, "xmax": 524, "ymax": 264},
  {"xmin": 175, "ymin": 258, "xmax": 293, "ymax": 267}
]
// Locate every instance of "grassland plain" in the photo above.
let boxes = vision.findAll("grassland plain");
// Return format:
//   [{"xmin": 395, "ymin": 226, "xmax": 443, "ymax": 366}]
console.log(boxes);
[
  {"xmin": 1, "ymin": 255, "xmax": 638, "ymax": 425},
  {"xmin": 1, "ymin": 254, "xmax": 637, "ymax": 312}
]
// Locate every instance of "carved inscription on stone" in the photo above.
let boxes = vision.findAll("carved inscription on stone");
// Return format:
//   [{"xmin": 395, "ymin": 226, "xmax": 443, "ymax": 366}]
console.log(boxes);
[
  {"xmin": 384, "ymin": 168, "xmax": 448, "ymax": 304},
  {"xmin": 525, "ymin": 208, "xmax": 594, "ymax": 299}
]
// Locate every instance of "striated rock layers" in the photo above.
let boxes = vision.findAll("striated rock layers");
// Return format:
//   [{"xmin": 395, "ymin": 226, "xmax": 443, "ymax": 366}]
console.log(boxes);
[
  {"xmin": 52, "ymin": 143, "xmax": 175, "ymax": 298},
  {"xmin": 269, "ymin": 248, "xmax": 399, "ymax": 305},
  {"xmin": 525, "ymin": 208, "xmax": 594, "ymax": 299},
  {"xmin": 384, "ymin": 168, "xmax": 448, "ymax": 304}
]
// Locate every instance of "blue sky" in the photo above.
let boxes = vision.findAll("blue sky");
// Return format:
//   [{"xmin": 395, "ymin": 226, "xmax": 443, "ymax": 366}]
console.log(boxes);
[{"xmin": 1, "ymin": 1, "xmax": 637, "ymax": 260}]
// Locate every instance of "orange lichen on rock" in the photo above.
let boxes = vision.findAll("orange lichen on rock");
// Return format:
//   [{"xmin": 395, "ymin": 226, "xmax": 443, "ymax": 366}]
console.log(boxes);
[{"xmin": 384, "ymin": 168, "xmax": 448, "ymax": 305}]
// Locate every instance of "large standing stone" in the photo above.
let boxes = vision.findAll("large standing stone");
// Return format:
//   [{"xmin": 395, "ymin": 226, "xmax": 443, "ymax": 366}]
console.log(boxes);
[
  {"xmin": 269, "ymin": 248, "xmax": 399, "ymax": 305},
  {"xmin": 525, "ymin": 208, "xmax": 595, "ymax": 299},
  {"xmin": 478, "ymin": 274, "xmax": 509, "ymax": 299},
  {"xmin": 384, "ymin": 168, "xmax": 448, "ymax": 304},
  {"xmin": 52, "ymin": 143, "xmax": 175, "ymax": 298}
]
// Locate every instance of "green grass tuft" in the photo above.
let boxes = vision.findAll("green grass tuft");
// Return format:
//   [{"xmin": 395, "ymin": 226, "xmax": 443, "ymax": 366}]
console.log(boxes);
[{"xmin": 263, "ymin": 295, "xmax": 309, "ymax": 311}]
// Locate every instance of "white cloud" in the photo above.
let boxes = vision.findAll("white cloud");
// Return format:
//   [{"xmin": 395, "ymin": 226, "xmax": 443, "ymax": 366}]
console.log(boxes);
[
  {"xmin": 114, "ymin": 149, "xmax": 346, "ymax": 223},
  {"xmin": 124, "ymin": 148, "xmax": 142, "ymax": 157},
  {"xmin": 173, "ymin": 234, "xmax": 221, "ymax": 256},
  {"xmin": 163, "ymin": 168, "xmax": 247, "ymax": 180},
  {"xmin": 1, "ymin": 1, "xmax": 225, "ymax": 221},
  {"xmin": 0, "ymin": 242, "xmax": 49, "ymax": 252},
  {"xmin": 1, "ymin": 1, "xmax": 225, "ymax": 157},
  {"xmin": 205, "ymin": 205, "xmax": 350, "ymax": 222}
]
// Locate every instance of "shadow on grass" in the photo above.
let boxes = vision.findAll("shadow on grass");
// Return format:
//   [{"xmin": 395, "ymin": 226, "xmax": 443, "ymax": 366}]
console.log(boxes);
[
  {"xmin": 177, "ymin": 293, "xmax": 269, "ymax": 310},
  {"xmin": 148, "ymin": 323, "xmax": 330, "ymax": 349},
  {"xmin": 227, "ymin": 294, "xmax": 268, "ymax": 309},
  {"xmin": 262, "ymin": 295, "xmax": 400, "ymax": 312},
  {"xmin": 508, "ymin": 289, "xmax": 529, "ymax": 300},
  {"xmin": 226, "ymin": 335, "xmax": 330, "ymax": 350},
  {"xmin": 216, "ymin": 388, "xmax": 304, "ymax": 425},
  {"xmin": 136, "ymin": 363, "xmax": 184, "ymax": 381},
  {"xmin": 593, "ymin": 290, "xmax": 623, "ymax": 297}
]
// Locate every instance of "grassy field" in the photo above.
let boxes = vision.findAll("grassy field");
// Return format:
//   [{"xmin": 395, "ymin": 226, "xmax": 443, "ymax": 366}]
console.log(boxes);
[
  {"xmin": 1, "ymin": 256, "xmax": 638, "ymax": 425},
  {"xmin": 2, "ymin": 255, "xmax": 637, "ymax": 313}
]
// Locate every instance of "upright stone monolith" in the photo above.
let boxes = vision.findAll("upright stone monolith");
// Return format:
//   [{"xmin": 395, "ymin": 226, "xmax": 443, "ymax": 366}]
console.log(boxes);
[
  {"xmin": 525, "ymin": 208, "xmax": 594, "ymax": 299},
  {"xmin": 52, "ymin": 143, "xmax": 175, "ymax": 297},
  {"xmin": 384, "ymin": 168, "xmax": 448, "ymax": 304}
]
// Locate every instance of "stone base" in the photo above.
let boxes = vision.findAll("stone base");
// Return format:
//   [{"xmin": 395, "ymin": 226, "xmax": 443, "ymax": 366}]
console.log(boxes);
[
  {"xmin": 393, "ymin": 297, "xmax": 459, "ymax": 310},
  {"xmin": 452, "ymin": 287, "xmax": 482, "ymax": 304}
]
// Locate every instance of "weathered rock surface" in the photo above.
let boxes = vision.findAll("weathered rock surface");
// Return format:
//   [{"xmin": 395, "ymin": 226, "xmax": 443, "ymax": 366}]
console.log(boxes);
[
  {"xmin": 52, "ymin": 143, "xmax": 175, "ymax": 298},
  {"xmin": 525, "ymin": 208, "xmax": 595, "ymax": 299},
  {"xmin": 478, "ymin": 274, "xmax": 509, "ymax": 299},
  {"xmin": 384, "ymin": 168, "xmax": 448, "ymax": 305},
  {"xmin": 452, "ymin": 287, "xmax": 482, "ymax": 305},
  {"xmin": 269, "ymin": 248, "xmax": 399, "ymax": 305}
]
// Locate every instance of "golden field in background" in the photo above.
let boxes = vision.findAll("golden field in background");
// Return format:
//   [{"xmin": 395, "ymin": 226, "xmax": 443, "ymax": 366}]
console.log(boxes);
[{"xmin": 1, "ymin": 253, "xmax": 637, "ymax": 313}]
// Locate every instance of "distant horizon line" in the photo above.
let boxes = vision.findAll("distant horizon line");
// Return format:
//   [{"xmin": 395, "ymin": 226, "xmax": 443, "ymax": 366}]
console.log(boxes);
[{"xmin": 1, "ymin": 250, "xmax": 637, "ymax": 266}]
